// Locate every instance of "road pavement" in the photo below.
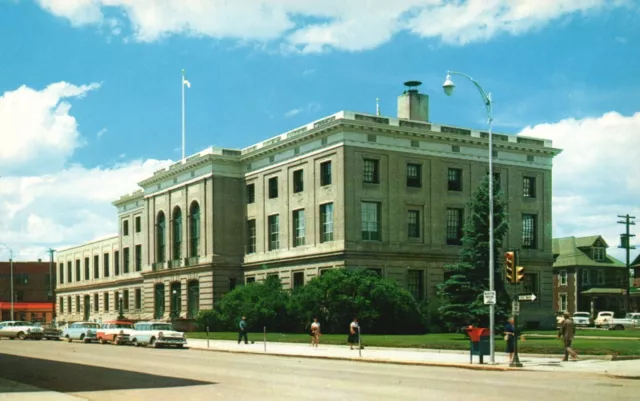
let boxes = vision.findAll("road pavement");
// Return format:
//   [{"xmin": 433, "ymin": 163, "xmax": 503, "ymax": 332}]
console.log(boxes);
[{"xmin": 1, "ymin": 340, "xmax": 639, "ymax": 401}]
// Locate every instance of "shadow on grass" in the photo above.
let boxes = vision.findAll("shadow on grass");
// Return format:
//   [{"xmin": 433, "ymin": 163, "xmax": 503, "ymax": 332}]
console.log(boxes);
[{"xmin": 0, "ymin": 353, "xmax": 214, "ymax": 393}]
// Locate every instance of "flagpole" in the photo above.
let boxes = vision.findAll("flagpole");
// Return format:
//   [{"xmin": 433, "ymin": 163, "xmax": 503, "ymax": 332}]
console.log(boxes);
[{"xmin": 181, "ymin": 69, "xmax": 186, "ymax": 161}]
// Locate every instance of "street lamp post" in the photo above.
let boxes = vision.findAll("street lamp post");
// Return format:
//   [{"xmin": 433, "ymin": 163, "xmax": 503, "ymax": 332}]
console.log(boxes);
[
  {"xmin": 48, "ymin": 248, "xmax": 55, "ymax": 323},
  {"xmin": 171, "ymin": 289, "xmax": 177, "ymax": 319},
  {"xmin": 442, "ymin": 71, "xmax": 496, "ymax": 364},
  {"xmin": 0, "ymin": 243, "xmax": 15, "ymax": 321},
  {"xmin": 118, "ymin": 293, "xmax": 124, "ymax": 319}
]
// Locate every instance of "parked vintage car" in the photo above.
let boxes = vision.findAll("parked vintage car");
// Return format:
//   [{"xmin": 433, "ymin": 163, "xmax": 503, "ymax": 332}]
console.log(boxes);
[
  {"xmin": 96, "ymin": 321, "xmax": 136, "ymax": 345},
  {"xmin": 132, "ymin": 322, "xmax": 187, "ymax": 348},
  {"xmin": 606, "ymin": 313, "xmax": 640, "ymax": 331},
  {"xmin": 35, "ymin": 323, "xmax": 63, "ymax": 340},
  {"xmin": 62, "ymin": 322, "xmax": 101, "ymax": 343},
  {"xmin": 594, "ymin": 311, "xmax": 615, "ymax": 328},
  {"xmin": 0, "ymin": 321, "xmax": 44, "ymax": 340},
  {"xmin": 572, "ymin": 312, "xmax": 592, "ymax": 327}
]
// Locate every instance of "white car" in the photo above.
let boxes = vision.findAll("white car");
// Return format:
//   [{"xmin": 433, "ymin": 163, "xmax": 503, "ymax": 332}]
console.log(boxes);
[
  {"xmin": 594, "ymin": 311, "xmax": 615, "ymax": 328},
  {"xmin": 96, "ymin": 321, "xmax": 136, "ymax": 345},
  {"xmin": 132, "ymin": 322, "xmax": 187, "ymax": 348},
  {"xmin": 572, "ymin": 312, "xmax": 592, "ymax": 327},
  {"xmin": 0, "ymin": 321, "xmax": 44, "ymax": 340}
]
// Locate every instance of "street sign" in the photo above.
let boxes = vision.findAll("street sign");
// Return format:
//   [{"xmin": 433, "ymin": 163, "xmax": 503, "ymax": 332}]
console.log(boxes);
[
  {"xmin": 483, "ymin": 291, "xmax": 496, "ymax": 305},
  {"xmin": 512, "ymin": 300, "xmax": 520, "ymax": 315},
  {"xmin": 519, "ymin": 294, "xmax": 537, "ymax": 302}
]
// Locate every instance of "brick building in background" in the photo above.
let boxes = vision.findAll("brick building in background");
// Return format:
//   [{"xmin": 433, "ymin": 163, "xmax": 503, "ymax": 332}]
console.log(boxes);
[{"xmin": 0, "ymin": 260, "xmax": 56, "ymax": 322}]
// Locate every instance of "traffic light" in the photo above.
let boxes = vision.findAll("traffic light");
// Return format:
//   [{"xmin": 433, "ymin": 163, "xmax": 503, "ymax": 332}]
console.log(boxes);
[
  {"xmin": 514, "ymin": 266, "xmax": 525, "ymax": 283},
  {"xmin": 505, "ymin": 251, "xmax": 515, "ymax": 283}
]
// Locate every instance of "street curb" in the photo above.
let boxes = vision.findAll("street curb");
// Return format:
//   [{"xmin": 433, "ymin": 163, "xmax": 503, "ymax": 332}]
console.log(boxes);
[
  {"xmin": 188, "ymin": 346, "xmax": 514, "ymax": 372},
  {"xmin": 604, "ymin": 374, "xmax": 640, "ymax": 380}
]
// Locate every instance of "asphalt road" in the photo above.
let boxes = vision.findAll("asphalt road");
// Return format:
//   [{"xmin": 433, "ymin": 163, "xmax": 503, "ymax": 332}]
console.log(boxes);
[{"xmin": 0, "ymin": 339, "xmax": 638, "ymax": 401}]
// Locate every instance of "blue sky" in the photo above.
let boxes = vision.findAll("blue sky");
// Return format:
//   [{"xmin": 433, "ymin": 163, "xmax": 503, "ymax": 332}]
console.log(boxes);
[{"xmin": 0, "ymin": 0, "xmax": 639, "ymax": 261}]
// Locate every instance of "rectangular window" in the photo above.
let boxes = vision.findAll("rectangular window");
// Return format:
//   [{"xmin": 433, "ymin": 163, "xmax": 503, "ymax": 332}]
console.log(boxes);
[
  {"xmin": 135, "ymin": 216, "xmax": 141, "ymax": 233},
  {"xmin": 363, "ymin": 159, "xmax": 380, "ymax": 184},
  {"xmin": 135, "ymin": 288, "xmax": 141, "ymax": 310},
  {"xmin": 123, "ymin": 220, "xmax": 129, "ymax": 236},
  {"xmin": 114, "ymin": 250, "xmax": 120, "ymax": 276},
  {"xmin": 104, "ymin": 292, "xmax": 109, "ymax": 312},
  {"xmin": 123, "ymin": 247, "xmax": 130, "ymax": 273},
  {"xmin": 123, "ymin": 290, "xmax": 129, "ymax": 311},
  {"xmin": 67, "ymin": 262, "xmax": 72, "ymax": 284},
  {"xmin": 94, "ymin": 255, "xmax": 99, "ymax": 279},
  {"xmin": 406, "ymin": 163, "xmax": 422, "ymax": 188},
  {"xmin": 84, "ymin": 257, "xmax": 90, "ymax": 281},
  {"xmin": 320, "ymin": 203, "xmax": 334, "ymax": 243},
  {"xmin": 407, "ymin": 270, "xmax": 425, "ymax": 300},
  {"xmin": 268, "ymin": 214, "xmax": 280, "ymax": 251},
  {"xmin": 59, "ymin": 297, "xmax": 64, "ymax": 314},
  {"xmin": 76, "ymin": 295, "xmax": 80, "ymax": 313},
  {"xmin": 59, "ymin": 263, "xmax": 64, "ymax": 284},
  {"xmin": 446, "ymin": 208, "xmax": 463, "ymax": 245},
  {"xmin": 407, "ymin": 210, "xmax": 421, "ymax": 239},
  {"xmin": 135, "ymin": 245, "xmax": 142, "ymax": 272},
  {"xmin": 293, "ymin": 209, "xmax": 305, "ymax": 247},
  {"xmin": 559, "ymin": 270, "xmax": 567, "ymax": 286},
  {"xmin": 593, "ymin": 247, "xmax": 605, "ymax": 261},
  {"xmin": 522, "ymin": 214, "xmax": 537, "ymax": 249},
  {"xmin": 268, "ymin": 177, "xmax": 278, "ymax": 199},
  {"xmin": 94, "ymin": 293, "xmax": 99, "ymax": 312},
  {"xmin": 293, "ymin": 169, "xmax": 304, "ymax": 193},
  {"xmin": 320, "ymin": 161, "xmax": 332, "ymax": 186},
  {"xmin": 246, "ymin": 277, "xmax": 256, "ymax": 284},
  {"xmin": 581, "ymin": 269, "xmax": 590, "ymax": 285},
  {"xmin": 246, "ymin": 183, "xmax": 255, "ymax": 204},
  {"xmin": 361, "ymin": 201, "xmax": 382, "ymax": 241},
  {"xmin": 559, "ymin": 294, "xmax": 568, "ymax": 312},
  {"xmin": 293, "ymin": 271, "xmax": 305, "ymax": 289},
  {"xmin": 103, "ymin": 253, "xmax": 110, "ymax": 278},
  {"xmin": 229, "ymin": 278, "xmax": 237, "ymax": 291},
  {"xmin": 247, "ymin": 219, "xmax": 256, "ymax": 254},
  {"xmin": 447, "ymin": 168, "xmax": 462, "ymax": 191},
  {"xmin": 523, "ymin": 176, "xmax": 536, "ymax": 198},
  {"xmin": 523, "ymin": 273, "xmax": 539, "ymax": 300},
  {"xmin": 115, "ymin": 291, "xmax": 120, "ymax": 311},
  {"xmin": 597, "ymin": 270, "xmax": 605, "ymax": 285},
  {"xmin": 75, "ymin": 259, "xmax": 81, "ymax": 282}
]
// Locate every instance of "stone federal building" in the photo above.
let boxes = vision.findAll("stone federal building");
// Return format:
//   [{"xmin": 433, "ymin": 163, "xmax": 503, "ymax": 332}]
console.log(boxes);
[{"xmin": 55, "ymin": 82, "xmax": 561, "ymax": 328}]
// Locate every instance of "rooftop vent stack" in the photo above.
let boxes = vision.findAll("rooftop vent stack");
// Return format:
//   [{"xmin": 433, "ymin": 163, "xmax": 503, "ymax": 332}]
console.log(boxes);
[{"xmin": 397, "ymin": 80, "xmax": 429, "ymax": 122}]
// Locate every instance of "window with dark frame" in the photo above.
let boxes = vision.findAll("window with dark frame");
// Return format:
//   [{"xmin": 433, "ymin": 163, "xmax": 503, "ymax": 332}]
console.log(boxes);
[
  {"xmin": 75, "ymin": 259, "xmax": 81, "ymax": 281},
  {"xmin": 123, "ymin": 290, "xmax": 129, "ymax": 310},
  {"xmin": 293, "ymin": 209, "xmax": 305, "ymax": 247},
  {"xmin": 123, "ymin": 220, "xmax": 129, "ymax": 236},
  {"xmin": 247, "ymin": 219, "xmax": 256, "ymax": 254},
  {"xmin": 103, "ymin": 253, "xmax": 110, "ymax": 277},
  {"xmin": 94, "ymin": 293, "xmax": 99, "ymax": 312},
  {"xmin": 320, "ymin": 203, "xmax": 334, "ymax": 243},
  {"xmin": 446, "ymin": 208, "xmax": 463, "ymax": 245},
  {"xmin": 407, "ymin": 270, "xmax": 425, "ymax": 300},
  {"xmin": 522, "ymin": 214, "xmax": 537, "ymax": 249},
  {"xmin": 135, "ymin": 245, "xmax": 142, "ymax": 271},
  {"xmin": 268, "ymin": 214, "xmax": 280, "ymax": 251},
  {"xmin": 407, "ymin": 210, "xmax": 420, "ymax": 239},
  {"xmin": 246, "ymin": 277, "xmax": 256, "ymax": 284},
  {"xmin": 104, "ymin": 292, "xmax": 110, "ymax": 312},
  {"xmin": 447, "ymin": 168, "xmax": 462, "ymax": 191},
  {"xmin": 76, "ymin": 295, "xmax": 80, "ymax": 312},
  {"xmin": 123, "ymin": 247, "xmax": 130, "ymax": 273},
  {"xmin": 361, "ymin": 201, "xmax": 381, "ymax": 241},
  {"xmin": 268, "ymin": 177, "xmax": 278, "ymax": 199},
  {"xmin": 406, "ymin": 163, "xmax": 422, "ymax": 188},
  {"xmin": 320, "ymin": 161, "xmax": 332, "ymax": 186},
  {"xmin": 84, "ymin": 257, "xmax": 89, "ymax": 281},
  {"xmin": 135, "ymin": 288, "xmax": 142, "ymax": 310},
  {"xmin": 246, "ymin": 183, "xmax": 255, "ymax": 204},
  {"xmin": 67, "ymin": 261, "xmax": 72, "ymax": 284},
  {"xmin": 59, "ymin": 263, "xmax": 64, "ymax": 284},
  {"xmin": 293, "ymin": 271, "xmax": 305, "ymax": 289},
  {"xmin": 363, "ymin": 159, "xmax": 379, "ymax": 184},
  {"xmin": 523, "ymin": 273, "xmax": 539, "ymax": 300},
  {"xmin": 523, "ymin": 176, "xmax": 536, "ymax": 198},
  {"xmin": 114, "ymin": 250, "xmax": 120, "ymax": 275},
  {"xmin": 293, "ymin": 169, "xmax": 304, "ymax": 193},
  {"xmin": 94, "ymin": 255, "xmax": 99, "ymax": 279},
  {"xmin": 135, "ymin": 216, "xmax": 141, "ymax": 233}
]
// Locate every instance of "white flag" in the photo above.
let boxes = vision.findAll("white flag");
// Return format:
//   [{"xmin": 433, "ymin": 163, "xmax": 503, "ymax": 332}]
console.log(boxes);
[{"xmin": 183, "ymin": 78, "xmax": 191, "ymax": 88}]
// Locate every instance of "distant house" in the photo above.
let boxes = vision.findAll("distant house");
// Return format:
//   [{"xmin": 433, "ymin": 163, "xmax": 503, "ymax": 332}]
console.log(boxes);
[
  {"xmin": 552, "ymin": 235, "xmax": 628, "ymax": 316},
  {"xmin": 632, "ymin": 254, "xmax": 640, "ymax": 289}
]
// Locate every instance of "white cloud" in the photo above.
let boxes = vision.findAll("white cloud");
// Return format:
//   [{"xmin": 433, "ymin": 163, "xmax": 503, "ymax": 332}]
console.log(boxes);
[
  {"xmin": 284, "ymin": 107, "xmax": 302, "ymax": 117},
  {"xmin": 32, "ymin": 0, "xmax": 627, "ymax": 52},
  {"xmin": 0, "ymin": 81, "xmax": 100, "ymax": 175},
  {"xmin": 518, "ymin": 111, "xmax": 640, "ymax": 261},
  {"xmin": 284, "ymin": 102, "xmax": 321, "ymax": 117},
  {"xmin": 96, "ymin": 128, "xmax": 107, "ymax": 138}
]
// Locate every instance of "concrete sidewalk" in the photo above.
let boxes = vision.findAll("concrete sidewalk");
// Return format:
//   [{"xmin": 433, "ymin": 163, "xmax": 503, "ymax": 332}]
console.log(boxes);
[
  {"xmin": 186, "ymin": 338, "xmax": 640, "ymax": 378},
  {"xmin": 0, "ymin": 378, "xmax": 86, "ymax": 401}
]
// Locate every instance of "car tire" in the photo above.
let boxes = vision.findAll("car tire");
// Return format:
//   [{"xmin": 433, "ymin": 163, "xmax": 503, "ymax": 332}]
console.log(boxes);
[
  {"xmin": 615, "ymin": 324, "xmax": 624, "ymax": 331},
  {"xmin": 150, "ymin": 337, "xmax": 158, "ymax": 348},
  {"xmin": 80, "ymin": 334, "xmax": 85, "ymax": 342},
  {"xmin": 67, "ymin": 335, "xmax": 73, "ymax": 343},
  {"xmin": 100, "ymin": 338, "xmax": 107, "ymax": 345},
  {"xmin": 17, "ymin": 332, "xmax": 26, "ymax": 341}
]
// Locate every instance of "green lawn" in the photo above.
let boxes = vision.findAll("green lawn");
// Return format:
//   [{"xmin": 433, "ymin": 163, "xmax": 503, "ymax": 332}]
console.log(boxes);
[
  {"xmin": 186, "ymin": 331, "xmax": 640, "ymax": 356},
  {"xmin": 526, "ymin": 329, "xmax": 640, "ymax": 338}
]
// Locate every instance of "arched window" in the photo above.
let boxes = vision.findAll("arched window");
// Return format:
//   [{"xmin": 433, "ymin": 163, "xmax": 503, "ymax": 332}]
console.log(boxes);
[
  {"xmin": 154, "ymin": 283, "xmax": 165, "ymax": 319},
  {"xmin": 187, "ymin": 280, "xmax": 200, "ymax": 319},
  {"xmin": 156, "ymin": 212, "xmax": 166, "ymax": 263},
  {"xmin": 170, "ymin": 282, "xmax": 181, "ymax": 319},
  {"xmin": 190, "ymin": 202, "xmax": 201, "ymax": 258},
  {"xmin": 173, "ymin": 207, "xmax": 182, "ymax": 260}
]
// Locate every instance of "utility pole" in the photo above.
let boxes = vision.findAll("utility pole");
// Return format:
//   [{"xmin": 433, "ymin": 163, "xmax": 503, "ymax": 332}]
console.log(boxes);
[
  {"xmin": 48, "ymin": 248, "xmax": 56, "ymax": 322},
  {"xmin": 618, "ymin": 214, "xmax": 636, "ymax": 311}
]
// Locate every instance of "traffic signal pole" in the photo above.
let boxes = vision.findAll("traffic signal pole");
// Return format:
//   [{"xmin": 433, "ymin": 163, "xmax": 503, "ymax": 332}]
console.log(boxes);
[{"xmin": 506, "ymin": 250, "xmax": 523, "ymax": 368}]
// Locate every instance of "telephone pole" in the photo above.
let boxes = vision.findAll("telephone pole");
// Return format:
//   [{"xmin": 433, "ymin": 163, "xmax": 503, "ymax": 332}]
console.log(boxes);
[{"xmin": 618, "ymin": 214, "xmax": 636, "ymax": 311}]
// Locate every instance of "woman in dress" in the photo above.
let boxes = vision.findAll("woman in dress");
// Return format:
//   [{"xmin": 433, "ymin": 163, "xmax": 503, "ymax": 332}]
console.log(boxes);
[
  {"xmin": 504, "ymin": 317, "xmax": 516, "ymax": 364},
  {"xmin": 347, "ymin": 318, "xmax": 359, "ymax": 350}
]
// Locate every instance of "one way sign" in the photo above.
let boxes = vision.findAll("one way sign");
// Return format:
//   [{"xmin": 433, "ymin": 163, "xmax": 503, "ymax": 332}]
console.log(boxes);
[{"xmin": 518, "ymin": 294, "xmax": 537, "ymax": 302}]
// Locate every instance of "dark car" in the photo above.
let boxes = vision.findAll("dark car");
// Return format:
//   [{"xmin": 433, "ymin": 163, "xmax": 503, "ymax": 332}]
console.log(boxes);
[{"xmin": 35, "ymin": 323, "xmax": 62, "ymax": 340}]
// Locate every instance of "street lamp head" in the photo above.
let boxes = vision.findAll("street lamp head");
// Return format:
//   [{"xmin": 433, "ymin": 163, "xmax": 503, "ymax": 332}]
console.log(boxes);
[
  {"xmin": 442, "ymin": 73, "xmax": 455, "ymax": 96},
  {"xmin": 119, "ymin": 294, "xmax": 123, "ymax": 300}
]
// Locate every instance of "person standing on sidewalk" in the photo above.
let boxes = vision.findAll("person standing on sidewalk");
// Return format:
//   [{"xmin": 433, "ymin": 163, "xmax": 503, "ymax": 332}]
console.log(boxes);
[
  {"xmin": 238, "ymin": 316, "xmax": 249, "ymax": 345},
  {"xmin": 558, "ymin": 312, "xmax": 578, "ymax": 361},
  {"xmin": 347, "ymin": 318, "xmax": 359, "ymax": 350},
  {"xmin": 310, "ymin": 317, "xmax": 321, "ymax": 348},
  {"xmin": 504, "ymin": 317, "xmax": 516, "ymax": 364}
]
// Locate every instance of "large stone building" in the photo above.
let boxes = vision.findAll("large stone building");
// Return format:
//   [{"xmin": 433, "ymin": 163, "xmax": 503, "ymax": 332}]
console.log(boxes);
[{"xmin": 55, "ymin": 82, "xmax": 561, "ymax": 328}]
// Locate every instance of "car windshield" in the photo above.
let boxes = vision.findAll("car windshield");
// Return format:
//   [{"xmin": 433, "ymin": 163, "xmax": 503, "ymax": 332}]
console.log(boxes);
[
  {"xmin": 152, "ymin": 324, "xmax": 173, "ymax": 330},
  {"xmin": 115, "ymin": 324, "xmax": 133, "ymax": 329},
  {"xmin": 574, "ymin": 313, "xmax": 589, "ymax": 317},
  {"xmin": 82, "ymin": 323, "xmax": 100, "ymax": 328},
  {"xmin": 18, "ymin": 322, "xmax": 35, "ymax": 326}
]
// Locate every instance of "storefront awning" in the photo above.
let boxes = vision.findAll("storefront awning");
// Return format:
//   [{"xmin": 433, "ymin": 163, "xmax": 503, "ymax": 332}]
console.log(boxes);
[{"xmin": 0, "ymin": 302, "xmax": 54, "ymax": 311}]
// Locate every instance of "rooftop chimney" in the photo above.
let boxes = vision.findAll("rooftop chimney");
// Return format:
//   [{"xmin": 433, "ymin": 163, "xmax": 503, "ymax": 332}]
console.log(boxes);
[
  {"xmin": 397, "ymin": 80, "xmax": 429, "ymax": 122},
  {"xmin": 38, "ymin": 258, "xmax": 42, "ymax": 263}
]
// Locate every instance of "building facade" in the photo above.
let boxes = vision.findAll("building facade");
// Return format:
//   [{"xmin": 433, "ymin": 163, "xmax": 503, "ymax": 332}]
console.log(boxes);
[
  {"xmin": 552, "ymin": 235, "xmax": 630, "ymax": 316},
  {"xmin": 0, "ymin": 260, "xmax": 56, "ymax": 322},
  {"xmin": 55, "ymin": 83, "xmax": 561, "ymax": 328}
]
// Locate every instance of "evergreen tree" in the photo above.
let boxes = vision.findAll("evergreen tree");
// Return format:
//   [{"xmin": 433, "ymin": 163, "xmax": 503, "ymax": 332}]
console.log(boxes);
[{"xmin": 437, "ymin": 175, "xmax": 510, "ymax": 331}]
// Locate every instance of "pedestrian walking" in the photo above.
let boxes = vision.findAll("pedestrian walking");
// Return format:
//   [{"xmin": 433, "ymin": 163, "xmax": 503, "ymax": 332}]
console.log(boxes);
[
  {"xmin": 238, "ymin": 316, "xmax": 249, "ymax": 345},
  {"xmin": 558, "ymin": 312, "xmax": 578, "ymax": 361},
  {"xmin": 310, "ymin": 317, "xmax": 321, "ymax": 348},
  {"xmin": 347, "ymin": 318, "xmax": 359, "ymax": 350},
  {"xmin": 504, "ymin": 317, "xmax": 516, "ymax": 364}
]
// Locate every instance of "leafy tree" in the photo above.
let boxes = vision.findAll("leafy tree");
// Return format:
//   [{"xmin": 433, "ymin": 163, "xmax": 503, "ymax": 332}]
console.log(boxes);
[{"xmin": 437, "ymin": 175, "xmax": 510, "ymax": 331}]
